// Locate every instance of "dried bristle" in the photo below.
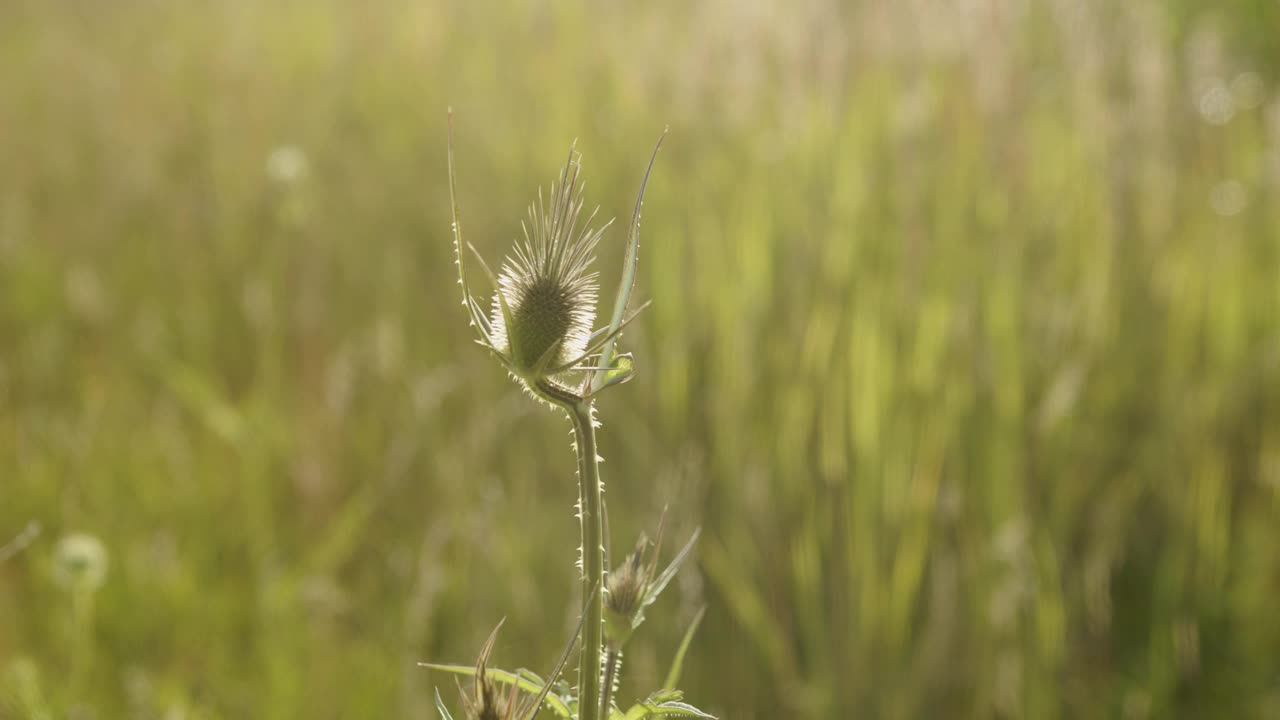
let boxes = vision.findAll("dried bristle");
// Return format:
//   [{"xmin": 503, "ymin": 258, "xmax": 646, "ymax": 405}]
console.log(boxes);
[
  {"xmin": 471, "ymin": 677, "xmax": 507, "ymax": 720},
  {"xmin": 464, "ymin": 621, "xmax": 515, "ymax": 720},
  {"xmin": 605, "ymin": 538, "xmax": 649, "ymax": 618},
  {"xmin": 490, "ymin": 147, "xmax": 605, "ymax": 374}
]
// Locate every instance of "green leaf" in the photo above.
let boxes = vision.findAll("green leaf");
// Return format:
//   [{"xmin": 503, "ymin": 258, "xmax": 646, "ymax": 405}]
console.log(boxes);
[
  {"xmin": 639, "ymin": 528, "xmax": 701, "ymax": 618},
  {"xmin": 590, "ymin": 130, "xmax": 666, "ymax": 394},
  {"xmin": 433, "ymin": 687, "xmax": 456, "ymax": 720},
  {"xmin": 649, "ymin": 701, "xmax": 716, "ymax": 718},
  {"xmin": 622, "ymin": 705, "xmax": 652, "ymax": 720},
  {"xmin": 620, "ymin": 691, "xmax": 717, "ymax": 719},
  {"xmin": 418, "ymin": 664, "xmax": 572, "ymax": 718},
  {"xmin": 664, "ymin": 605, "xmax": 706, "ymax": 690}
]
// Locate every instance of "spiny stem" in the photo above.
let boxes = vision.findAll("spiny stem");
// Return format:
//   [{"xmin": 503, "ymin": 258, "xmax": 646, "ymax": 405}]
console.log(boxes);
[
  {"xmin": 569, "ymin": 399, "xmax": 605, "ymax": 720},
  {"xmin": 600, "ymin": 648, "xmax": 621, "ymax": 719}
]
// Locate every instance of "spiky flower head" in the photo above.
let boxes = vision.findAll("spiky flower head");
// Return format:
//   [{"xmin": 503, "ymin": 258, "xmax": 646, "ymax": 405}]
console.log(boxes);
[
  {"xmin": 606, "ymin": 535, "xmax": 650, "ymax": 616},
  {"xmin": 603, "ymin": 517, "xmax": 701, "ymax": 649},
  {"xmin": 448, "ymin": 113, "xmax": 665, "ymax": 407},
  {"xmin": 488, "ymin": 150, "xmax": 607, "ymax": 381}
]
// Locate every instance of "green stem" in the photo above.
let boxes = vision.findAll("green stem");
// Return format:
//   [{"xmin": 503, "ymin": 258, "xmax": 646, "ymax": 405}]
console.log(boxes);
[
  {"xmin": 70, "ymin": 590, "xmax": 93, "ymax": 705},
  {"xmin": 600, "ymin": 647, "xmax": 621, "ymax": 719},
  {"xmin": 569, "ymin": 399, "xmax": 605, "ymax": 720}
]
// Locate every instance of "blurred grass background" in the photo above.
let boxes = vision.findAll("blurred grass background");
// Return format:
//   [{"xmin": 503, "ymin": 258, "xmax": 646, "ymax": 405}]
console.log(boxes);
[{"xmin": 2, "ymin": 0, "xmax": 1280, "ymax": 717}]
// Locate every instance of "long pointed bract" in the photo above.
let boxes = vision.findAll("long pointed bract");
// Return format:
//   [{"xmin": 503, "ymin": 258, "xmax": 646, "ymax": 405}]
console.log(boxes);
[
  {"xmin": 522, "ymin": 584, "xmax": 597, "ymax": 720},
  {"xmin": 590, "ymin": 130, "xmax": 666, "ymax": 394},
  {"xmin": 448, "ymin": 110, "xmax": 489, "ymax": 338},
  {"xmin": 469, "ymin": 242, "xmax": 522, "ymax": 369},
  {"xmin": 551, "ymin": 300, "xmax": 653, "ymax": 376}
]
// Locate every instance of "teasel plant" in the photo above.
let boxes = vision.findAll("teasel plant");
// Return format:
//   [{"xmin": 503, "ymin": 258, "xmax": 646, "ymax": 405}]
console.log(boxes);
[{"xmin": 421, "ymin": 111, "xmax": 710, "ymax": 720}]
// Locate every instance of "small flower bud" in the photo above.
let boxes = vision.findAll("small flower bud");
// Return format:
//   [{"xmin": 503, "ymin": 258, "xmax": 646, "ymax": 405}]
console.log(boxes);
[
  {"xmin": 603, "ymin": 518, "xmax": 701, "ymax": 650},
  {"xmin": 604, "ymin": 535, "xmax": 654, "ymax": 649}
]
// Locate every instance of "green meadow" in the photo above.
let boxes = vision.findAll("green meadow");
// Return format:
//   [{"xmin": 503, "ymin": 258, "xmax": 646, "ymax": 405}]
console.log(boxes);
[{"xmin": 2, "ymin": 0, "xmax": 1279, "ymax": 717}]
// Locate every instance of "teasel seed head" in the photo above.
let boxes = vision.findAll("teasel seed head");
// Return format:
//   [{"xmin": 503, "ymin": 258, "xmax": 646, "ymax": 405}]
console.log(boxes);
[
  {"xmin": 602, "ymin": 514, "xmax": 701, "ymax": 650},
  {"xmin": 448, "ymin": 112, "xmax": 665, "ymax": 407},
  {"xmin": 604, "ymin": 534, "xmax": 651, "ymax": 648},
  {"xmin": 488, "ymin": 149, "xmax": 606, "ymax": 383}
]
